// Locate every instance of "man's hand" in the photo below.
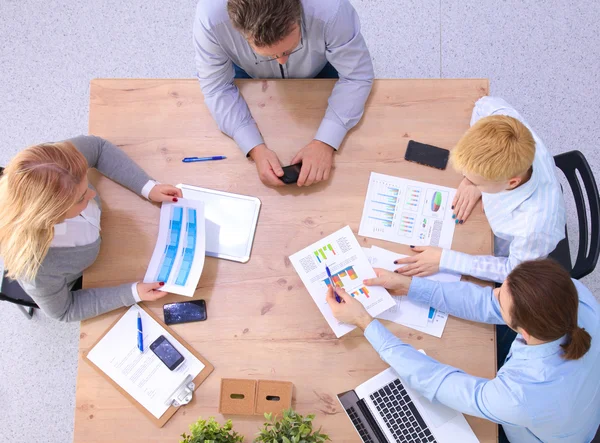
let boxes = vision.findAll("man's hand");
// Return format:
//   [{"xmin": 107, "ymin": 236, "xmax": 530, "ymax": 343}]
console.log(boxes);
[
  {"xmin": 395, "ymin": 246, "xmax": 442, "ymax": 277},
  {"xmin": 249, "ymin": 144, "xmax": 285, "ymax": 187},
  {"xmin": 363, "ymin": 268, "xmax": 413, "ymax": 295},
  {"xmin": 291, "ymin": 140, "xmax": 334, "ymax": 187},
  {"xmin": 136, "ymin": 282, "xmax": 169, "ymax": 301},
  {"xmin": 452, "ymin": 177, "xmax": 482, "ymax": 224},
  {"xmin": 149, "ymin": 184, "xmax": 183, "ymax": 203},
  {"xmin": 325, "ymin": 286, "xmax": 373, "ymax": 330}
]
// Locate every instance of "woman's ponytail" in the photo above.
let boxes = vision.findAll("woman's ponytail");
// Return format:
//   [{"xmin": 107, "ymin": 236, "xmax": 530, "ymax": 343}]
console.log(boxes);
[{"xmin": 561, "ymin": 326, "xmax": 592, "ymax": 361}]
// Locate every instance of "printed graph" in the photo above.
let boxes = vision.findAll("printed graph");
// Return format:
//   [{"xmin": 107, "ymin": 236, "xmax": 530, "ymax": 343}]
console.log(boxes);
[
  {"xmin": 175, "ymin": 208, "xmax": 197, "ymax": 286},
  {"xmin": 323, "ymin": 265, "xmax": 359, "ymax": 288},
  {"xmin": 398, "ymin": 212, "xmax": 415, "ymax": 237},
  {"xmin": 365, "ymin": 180, "xmax": 401, "ymax": 230},
  {"xmin": 350, "ymin": 286, "xmax": 370, "ymax": 299},
  {"xmin": 156, "ymin": 206, "xmax": 183, "ymax": 282},
  {"xmin": 403, "ymin": 186, "xmax": 422, "ymax": 211},
  {"xmin": 423, "ymin": 189, "xmax": 449, "ymax": 218},
  {"xmin": 314, "ymin": 243, "xmax": 337, "ymax": 263},
  {"xmin": 430, "ymin": 191, "xmax": 442, "ymax": 212}
]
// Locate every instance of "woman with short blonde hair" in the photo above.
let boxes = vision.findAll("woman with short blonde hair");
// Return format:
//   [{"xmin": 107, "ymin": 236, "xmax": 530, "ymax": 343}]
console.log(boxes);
[{"xmin": 0, "ymin": 135, "xmax": 181, "ymax": 321}]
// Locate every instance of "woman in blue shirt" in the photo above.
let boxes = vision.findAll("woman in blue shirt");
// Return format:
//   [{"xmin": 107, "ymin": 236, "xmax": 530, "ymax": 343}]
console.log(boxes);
[{"xmin": 327, "ymin": 259, "xmax": 599, "ymax": 442}]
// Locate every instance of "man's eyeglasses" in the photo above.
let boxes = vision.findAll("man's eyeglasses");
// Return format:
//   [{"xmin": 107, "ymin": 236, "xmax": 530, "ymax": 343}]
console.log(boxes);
[{"xmin": 253, "ymin": 34, "xmax": 304, "ymax": 64}]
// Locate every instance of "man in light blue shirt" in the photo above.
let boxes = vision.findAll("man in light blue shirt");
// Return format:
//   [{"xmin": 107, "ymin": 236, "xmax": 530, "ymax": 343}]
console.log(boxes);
[
  {"xmin": 327, "ymin": 259, "xmax": 600, "ymax": 442},
  {"xmin": 193, "ymin": 0, "xmax": 374, "ymax": 187}
]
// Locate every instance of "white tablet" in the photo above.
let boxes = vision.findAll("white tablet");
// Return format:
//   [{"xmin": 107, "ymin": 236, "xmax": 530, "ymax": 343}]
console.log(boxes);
[{"xmin": 177, "ymin": 184, "xmax": 261, "ymax": 263}]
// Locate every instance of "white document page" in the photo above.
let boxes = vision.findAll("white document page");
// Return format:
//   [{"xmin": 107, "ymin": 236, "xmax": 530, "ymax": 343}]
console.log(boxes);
[
  {"xmin": 144, "ymin": 199, "xmax": 206, "ymax": 297},
  {"xmin": 365, "ymin": 246, "xmax": 461, "ymax": 338},
  {"xmin": 87, "ymin": 305, "xmax": 205, "ymax": 419},
  {"xmin": 359, "ymin": 172, "xmax": 458, "ymax": 249},
  {"xmin": 289, "ymin": 226, "xmax": 395, "ymax": 338}
]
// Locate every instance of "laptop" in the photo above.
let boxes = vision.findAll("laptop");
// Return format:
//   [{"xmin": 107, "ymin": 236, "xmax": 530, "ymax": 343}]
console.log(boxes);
[{"xmin": 338, "ymin": 367, "xmax": 479, "ymax": 443}]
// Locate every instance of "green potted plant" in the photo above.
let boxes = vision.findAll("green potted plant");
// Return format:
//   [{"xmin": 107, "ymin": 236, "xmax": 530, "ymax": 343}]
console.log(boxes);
[
  {"xmin": 180, "ymin": 417, "xmax": 244, "ymax": 443},
  {"xmin": 254, "ymin": 409, "xmax": 330, "ymax": 443}
]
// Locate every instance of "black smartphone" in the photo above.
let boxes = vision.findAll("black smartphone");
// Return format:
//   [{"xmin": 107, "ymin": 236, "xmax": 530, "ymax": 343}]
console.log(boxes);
[
  {"xmin": 150, "ymin": 335, "xmax": 185, "ymax": 371},
  {"xmin": 163, "ymin": 300, "xmax": 207, "ymax": 325},
  {"xmin": 404, "ymin": 140, "xmax": 449, "ymax": 170},
  {"xmin": 280, "ymin": 163, "xmax": 302, "ymax": 184}
]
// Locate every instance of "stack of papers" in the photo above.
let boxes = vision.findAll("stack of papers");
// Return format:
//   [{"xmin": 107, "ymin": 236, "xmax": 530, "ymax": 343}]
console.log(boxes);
[
  {"xmin": 289, "ymin": 226, "xmax": 395, "ymax": 337},
  {"xmin": 363, "ymin": 245, "xmax": 461, "ymax": 338}
]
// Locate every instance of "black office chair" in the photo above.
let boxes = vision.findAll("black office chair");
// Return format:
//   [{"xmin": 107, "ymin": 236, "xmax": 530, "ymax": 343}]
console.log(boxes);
[
  {"xmin": 0, "ymin": 274, "xmax": 38, "ymax": 319},
  {"xmin": 550, "ymin": 151, "xmax": 600, "ymax": 279}
]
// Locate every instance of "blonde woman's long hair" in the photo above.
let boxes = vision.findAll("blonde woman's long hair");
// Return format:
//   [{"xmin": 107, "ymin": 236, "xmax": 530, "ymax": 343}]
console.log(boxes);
[{"xmin": 0, "ymin": 141, "xmax": 88, "ymax": 281}]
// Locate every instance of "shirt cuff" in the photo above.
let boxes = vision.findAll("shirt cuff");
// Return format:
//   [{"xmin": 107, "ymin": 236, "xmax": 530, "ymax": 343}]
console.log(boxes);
[
  {"xmin": 439, "ymin": 248, "xmax": 473, "ymax": 275},
  {"xmin": 141, "ymin": 180, "xmax": 158, "ymax": 200},
  {"xmin": 131, "ymin": 283, "xmax": 141, "ymax": 303},
  {"xmin": 406, "ymin": 277, "xmax": 436, "ymax": 306},
  {"xmin": 233, "ymin": 123, "xmax": 265, "ymax": 157},
  {"xmin": 314, "ymin": 118, "xmax": 348, "ymax": 150}
]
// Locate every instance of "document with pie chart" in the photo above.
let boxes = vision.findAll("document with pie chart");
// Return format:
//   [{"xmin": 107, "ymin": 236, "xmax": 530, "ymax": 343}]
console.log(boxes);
[{"xmin": 359, "ymin": 172, "xmax": 457, "ymax": 249}]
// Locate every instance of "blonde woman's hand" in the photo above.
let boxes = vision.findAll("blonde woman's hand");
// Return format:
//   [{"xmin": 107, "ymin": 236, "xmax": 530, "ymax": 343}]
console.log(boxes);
[
  {"xmin": 363, "ymin": 268, "xmax": 413, "ymax": 295},
  {"xmin": 452, "ymin": 177, "xmax": 481, "ymax": 223},
  {"xmin": 149, "ymin": 184, "xmax": 183, "ymax": 203},
  {"xmin": 136, "ymin": 282, "xmax": 169, "ymax": 301}
]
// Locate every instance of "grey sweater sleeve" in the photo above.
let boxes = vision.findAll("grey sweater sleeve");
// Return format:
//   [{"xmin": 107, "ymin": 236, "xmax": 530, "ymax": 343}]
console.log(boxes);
[
  {"xmin": 69, "ymin": 135, "xmax": 152, "ymax": 196},
  {"xmin": 20, "ymin": 273, "xmax": 136, "ymax": 322}
]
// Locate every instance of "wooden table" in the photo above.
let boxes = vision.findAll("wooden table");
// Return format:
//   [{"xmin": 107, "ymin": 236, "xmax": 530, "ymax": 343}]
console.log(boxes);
[{"xmin": 75, "ymin": 79, "xmax": 496, "ymax": 442}]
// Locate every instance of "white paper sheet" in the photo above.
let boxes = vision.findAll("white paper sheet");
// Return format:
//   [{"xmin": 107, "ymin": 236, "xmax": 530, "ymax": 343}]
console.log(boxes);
[
  {"xmin": 364, "ymin": 245, "xmax": 461, "ymax": 338},
  {"xmin": 359, "ymin": 172, "xmax": 458, "ymax": 249},
  {"xmin": 87, "ymin": 305, "xmax": 205, "ymax": 419},
  {"xmin": 144, "ymin": 199, "xmax": 206, "ymax": 297},
  {"xmin": 289, "ymin": 226, "xmax": 396, "ymax": 338}
]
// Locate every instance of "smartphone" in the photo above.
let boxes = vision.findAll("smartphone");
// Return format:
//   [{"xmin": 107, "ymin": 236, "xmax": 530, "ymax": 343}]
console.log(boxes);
[
  {"xmin": 150, "ymin": 335, "xmax": 185, "ymax": 371},
  {"xmin": 163, "ymin": 300, "xmax": 207, "ymax": 325},
  {"xmin": 404, "ymin": 140, "xmax": 449, "ymax": 170},
  {"xmin": 280, "ymin": 163, "xmax": 302, "ymax": 184}
]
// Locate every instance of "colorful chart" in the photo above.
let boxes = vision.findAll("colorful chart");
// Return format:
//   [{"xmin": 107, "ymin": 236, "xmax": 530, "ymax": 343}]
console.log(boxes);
[
  {"xmin": 157, "ymin": 206, "xmax": 183, "ymax": 282},
  {"xmin": 175, "ymin": 208, "xmax": 197, "ymax": 286},
  {"xmin": 404, "ymin": 186, "xmax": 421, "ymax": 211},
  {"xmin": 431, "ymin": 191, "xmax": 442, "ymax": 212},
  {"xmin": 350, "ymin": 287, "xmax": 370, "ymax": 299},
  {"xmin": 398, "ymin": 213, "xmax": 415, "ymax": 237},
  {"xmin": 314, "ymin": 243, "xmax": 337, "ymax": 263},
  {"xmin": 323, "ymin": 265, "xmax": 358, "ymax": 288}
]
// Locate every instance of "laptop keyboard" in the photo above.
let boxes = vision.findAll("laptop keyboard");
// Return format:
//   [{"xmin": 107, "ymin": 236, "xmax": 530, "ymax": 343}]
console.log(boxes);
[
  {"xmin": 346, "ymin": 406, "xmax": 375, "ymax": 443},
  {"xmin": 370, "ymin": 379, "xmax": 437, "ymax": 442}
]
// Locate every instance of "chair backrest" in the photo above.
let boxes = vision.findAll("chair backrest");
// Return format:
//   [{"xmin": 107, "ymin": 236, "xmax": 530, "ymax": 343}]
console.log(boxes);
[
  {"xmin": 0, "ymin": 274, "xmax": 39, "ymax": 308},
  {"xmin": 554, "ymin": 151, "xmax": 600, "ymax": 279}
]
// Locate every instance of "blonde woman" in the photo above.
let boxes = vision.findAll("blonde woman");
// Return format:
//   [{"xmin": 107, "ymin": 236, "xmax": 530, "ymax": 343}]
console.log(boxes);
[{"xmin": 0, "ymin": 135, "xmax": 182, "ymax": 322}]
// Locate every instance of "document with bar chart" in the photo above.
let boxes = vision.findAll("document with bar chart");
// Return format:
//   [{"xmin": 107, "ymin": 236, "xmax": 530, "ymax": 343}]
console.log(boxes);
[
  {"xmin": 358, "ymin": 172, "xmax": 458, "ymax": 249},
  {"xmin": 289, "ymin": 225, "xmax": 395, "ymax": 337},
  {"xmin": 144, "ymin": 199, "xmax": 206, "ymax": 297}
]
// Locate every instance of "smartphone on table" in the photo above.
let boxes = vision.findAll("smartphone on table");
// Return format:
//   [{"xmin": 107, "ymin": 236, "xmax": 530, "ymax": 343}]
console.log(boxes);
[
  {"xmin": 163, "ymin": 300, "xmax": 207, "ymax": 325},
  {"xmin": 280, "ymin": 163, "xmax": 302, "ymax": 184},
  {"xmin": 150, "ymin": 335, "xmax": 185, "ymax": 371},
  {"xmin": 404, "ymin": 140, "xmax": 449, "ymax": 170}
]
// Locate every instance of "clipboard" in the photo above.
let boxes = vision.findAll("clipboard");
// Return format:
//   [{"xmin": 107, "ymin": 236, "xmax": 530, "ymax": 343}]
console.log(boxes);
[
  {"xmin": 83, "ymin": 303, "xmax": 214, "ymax": 427},
  {"xmin": 177, "ymin": 184, "xmax": 261, "ymax": 263}
]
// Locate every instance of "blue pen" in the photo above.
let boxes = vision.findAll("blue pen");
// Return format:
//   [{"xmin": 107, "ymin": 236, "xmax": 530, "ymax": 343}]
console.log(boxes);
[
  {"xmin": 326, "ymin": 265, "xmax": 342, "ymax": 303},
  {"xmin": 182, "ymin": 156, "xmax": 227, "ymax": 163},
  {"xmin": 137, "ymin": 312, "xmax": 144, "ymax": 352}
]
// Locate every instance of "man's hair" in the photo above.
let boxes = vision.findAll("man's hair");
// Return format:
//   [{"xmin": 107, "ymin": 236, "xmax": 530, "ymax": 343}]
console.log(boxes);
[
  {"xmin": 227, "ymin": 0, "xmax": 302, "ymax": 47},
  {"xmin": 507, "ymin": 259, "xmax": 592, "ymax": 361},
  {"xmin": 450, "ymin": 115, "xmax": 536, "ymax": 181}
]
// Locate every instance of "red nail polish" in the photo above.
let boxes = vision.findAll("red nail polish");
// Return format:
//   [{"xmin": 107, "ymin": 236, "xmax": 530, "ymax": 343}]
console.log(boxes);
[
  {"xmin": 172, "ymin": 198, "xmax": 178, "ymax": 202},
  {"xmin": 159, "ymin": 282, "xmax": 165, "ymax": 286}
]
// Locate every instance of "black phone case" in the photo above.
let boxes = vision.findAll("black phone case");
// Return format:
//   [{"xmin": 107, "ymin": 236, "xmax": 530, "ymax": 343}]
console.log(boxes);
[
  {"xmin": 163, "ymin": 300, "xmax": 207, "ymax": 325},
  {"xmin": 281, "ymin": 164, "xmax": 302, "ymax": 184},
  {"xmin": 404, "ymin": 140, "xmax": 449, "ymax": 170}
]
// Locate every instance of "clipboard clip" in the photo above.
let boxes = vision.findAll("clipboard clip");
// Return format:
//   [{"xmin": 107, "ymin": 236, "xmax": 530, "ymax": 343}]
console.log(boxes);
[{"xmin": 165, "ymin": 374, "xmax": 195, "ymax": 408}]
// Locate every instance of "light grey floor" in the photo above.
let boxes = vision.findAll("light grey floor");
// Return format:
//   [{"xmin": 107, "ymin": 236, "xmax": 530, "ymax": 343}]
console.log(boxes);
[{"xmin": 1, "ymin": 1, "xmax": 598, "ymax": 442}]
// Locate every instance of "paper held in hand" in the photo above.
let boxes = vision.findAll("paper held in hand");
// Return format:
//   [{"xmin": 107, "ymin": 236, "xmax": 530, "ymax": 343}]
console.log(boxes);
[
  {"xmin": 289, "ymin": 226, "xmax": 395, "ymax": 337},
  {"xmin": 144, "ymin": 199, "xmax": 206, "ymax": 297}
]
